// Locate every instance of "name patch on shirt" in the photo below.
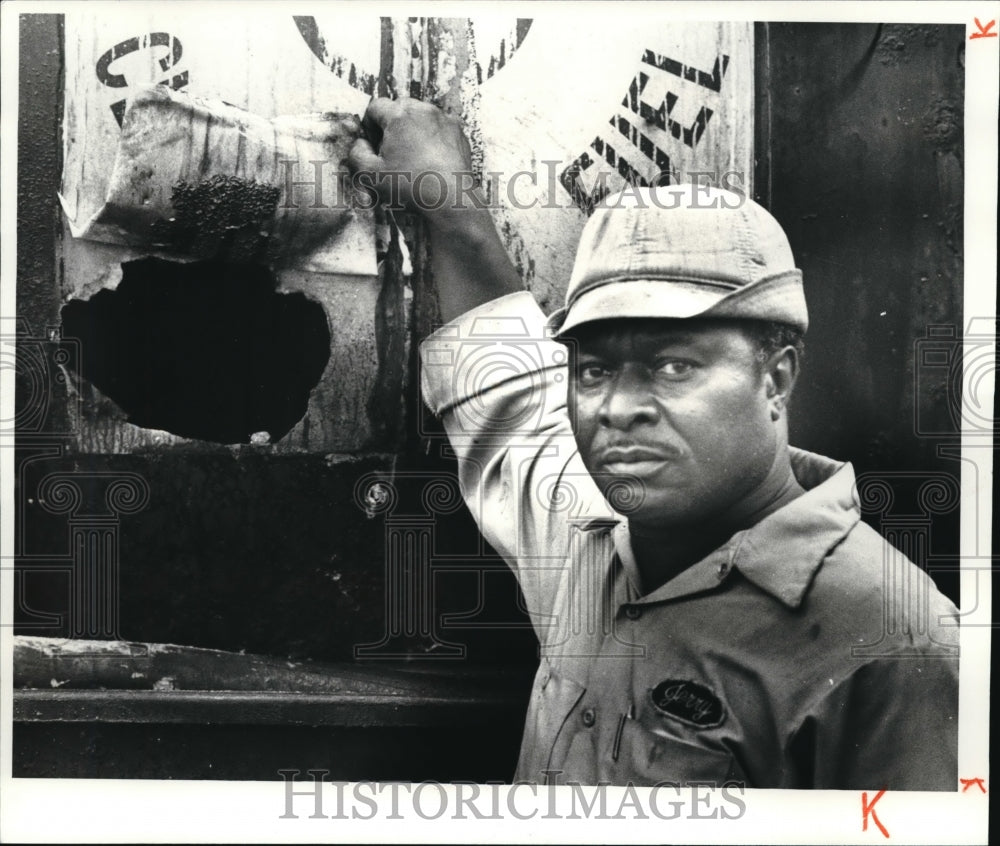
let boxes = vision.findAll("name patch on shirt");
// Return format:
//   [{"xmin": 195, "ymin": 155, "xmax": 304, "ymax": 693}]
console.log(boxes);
[{"xmin": 650, "ymin": 680, "xmax": 725, "ymax": 728}]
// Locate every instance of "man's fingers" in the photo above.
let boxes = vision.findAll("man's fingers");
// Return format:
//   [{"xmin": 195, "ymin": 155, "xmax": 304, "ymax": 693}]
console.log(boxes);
[
  {"xmin": 352, "ymin": 97, "xmax": 465, "ymax": 211},
  {"xmin": 361, "ymin": 97, "xmax": 400, "ymax": 147},
  {"xmin": 364, "ymin": 97, "xmax": 399, "ymax": 125},
  {"xmin": 347, "ymin": 136, "xmax": 385, "ymax": 177},
  {"xmin": 347, "ymin": 137, "xmax": 396, "ymax": 206}
]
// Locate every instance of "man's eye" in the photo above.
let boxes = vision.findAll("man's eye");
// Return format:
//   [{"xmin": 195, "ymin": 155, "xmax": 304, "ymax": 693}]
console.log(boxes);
[
  {"xmin": 577, "ymin": 364, "xmax": 610, "ymax": 386},
  {"xmin": 656, "ymin": 360, "xmax": 694, "ymax": 377}
]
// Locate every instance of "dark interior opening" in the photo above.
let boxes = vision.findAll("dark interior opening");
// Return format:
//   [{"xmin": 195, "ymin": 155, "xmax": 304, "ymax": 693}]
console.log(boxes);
[{"xmin": 60, "ymin": 257, "xmax": 331, "ymax": 445}]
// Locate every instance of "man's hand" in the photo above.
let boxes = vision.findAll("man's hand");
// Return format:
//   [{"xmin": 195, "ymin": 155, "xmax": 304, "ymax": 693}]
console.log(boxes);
[
  {"xmin": 349, "ymin": 98, "xmax": 523, "ymax": 323},
  {"xmin": 348, "ymin": 98, "xmax": 474, "ymax": 216}
]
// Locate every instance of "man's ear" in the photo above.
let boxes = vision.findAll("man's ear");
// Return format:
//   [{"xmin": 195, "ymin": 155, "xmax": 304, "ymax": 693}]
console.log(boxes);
[{"xmin": 764, "ymin": 347, "xmax": 799, "ymax": 421}]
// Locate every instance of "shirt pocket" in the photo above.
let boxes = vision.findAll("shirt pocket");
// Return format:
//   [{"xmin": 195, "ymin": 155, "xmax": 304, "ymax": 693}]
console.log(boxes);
[
  {"xmin": 515, "ymin": 656, "xmax": 586, "ymax": 782},
  {"xmin": 610, "ymin": 700, "xmax": 745, "ymax": 787}
]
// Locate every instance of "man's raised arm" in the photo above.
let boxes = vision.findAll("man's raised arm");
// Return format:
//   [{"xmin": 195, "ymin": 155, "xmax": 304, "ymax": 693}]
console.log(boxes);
[{"xmin": 348, "ymin": 97, "xmax": 523, "ymax": 322}]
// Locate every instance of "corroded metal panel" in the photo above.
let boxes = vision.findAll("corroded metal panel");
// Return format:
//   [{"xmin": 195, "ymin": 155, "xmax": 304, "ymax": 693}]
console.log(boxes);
[{"xmin": 56, "ymin": 11, "xmax": 753, "ymax": 452}]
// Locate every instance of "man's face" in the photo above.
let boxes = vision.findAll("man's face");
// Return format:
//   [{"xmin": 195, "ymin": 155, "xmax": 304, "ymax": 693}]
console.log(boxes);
[{"xmin": 567, "ymin": 318, "xmax": 780, "ymax": 529}]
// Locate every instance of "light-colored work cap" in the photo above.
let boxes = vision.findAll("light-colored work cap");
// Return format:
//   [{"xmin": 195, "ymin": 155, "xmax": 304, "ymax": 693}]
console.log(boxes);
[{"xmin": 547, "ymin": 183, "xmax": 808, "ymax": 337}]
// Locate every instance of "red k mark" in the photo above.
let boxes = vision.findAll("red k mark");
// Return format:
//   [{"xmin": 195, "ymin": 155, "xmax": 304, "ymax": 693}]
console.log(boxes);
[
  {"xmin": 862, "ymin": 788, "xmax": 890, "ymax": 839},
  {"xmin": 960, "ymin": 777, "xmax": 987, "ymax": 793},
  {"xmin": 970, "ymin": 18, "xmax": 998, "ymax": 39}
]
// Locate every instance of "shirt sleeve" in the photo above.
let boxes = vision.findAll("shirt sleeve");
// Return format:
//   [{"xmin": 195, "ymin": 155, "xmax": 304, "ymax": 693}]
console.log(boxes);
[
  {"xmin": 419, "ymin": 291, "xmax": 613, "ymax": 632},
  {"xmin": 795, "ymin": 651, "xmax": 959, "ymax": 790}
]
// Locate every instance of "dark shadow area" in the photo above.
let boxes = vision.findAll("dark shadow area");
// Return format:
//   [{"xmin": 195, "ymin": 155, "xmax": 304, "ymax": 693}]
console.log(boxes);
[
  {"xmin": 757, "ymin": 23, "xmax": 965, "ymax": 606},
  {"xmin": 14, "ymin": 719, "xmax": 528, "ymax": 781},
  {"xmin": 60, "ymin": 257, "xmax": 331, "ymax": 444}
]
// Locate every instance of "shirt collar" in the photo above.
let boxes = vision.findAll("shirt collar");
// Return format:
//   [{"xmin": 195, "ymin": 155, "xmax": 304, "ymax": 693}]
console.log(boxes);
[
  {"xmin": 609, "ymin": 447, "xmax": 861, "ymax": 609},
  {"xmin": 727, "ymin": 448, "xmax": 860, "ymax": 608}
]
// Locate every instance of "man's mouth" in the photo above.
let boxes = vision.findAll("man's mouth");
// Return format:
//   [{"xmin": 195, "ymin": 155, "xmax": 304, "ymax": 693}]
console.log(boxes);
[{"xmin": 597, "ymin": 446, "xmax": 677, "ymax": 478}]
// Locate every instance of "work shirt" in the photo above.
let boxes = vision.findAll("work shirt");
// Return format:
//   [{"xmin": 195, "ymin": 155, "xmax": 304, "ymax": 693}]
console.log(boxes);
[{"xmin": 420, "ymin": 291, "xmax": 959, "ymax": 790}]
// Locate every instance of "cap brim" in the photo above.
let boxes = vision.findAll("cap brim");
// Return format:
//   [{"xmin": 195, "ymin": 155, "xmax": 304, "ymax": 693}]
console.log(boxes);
[
  {"xmin": 548, "ymin": 280, "xmax": 731, "ymax": 337},
  {"xmin": 548, "ymin": 273, "xmax": 808, "ymax": 337}
]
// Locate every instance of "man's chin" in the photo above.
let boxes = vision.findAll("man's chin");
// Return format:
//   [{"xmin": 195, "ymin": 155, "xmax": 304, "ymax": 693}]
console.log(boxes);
[
  {"xmin": 592, "ymin": 474, "xmax": 649, "ymax": 516},
  {"xmin": 594, "ymin": 477, "xmax": 694, "ymax": 522}
]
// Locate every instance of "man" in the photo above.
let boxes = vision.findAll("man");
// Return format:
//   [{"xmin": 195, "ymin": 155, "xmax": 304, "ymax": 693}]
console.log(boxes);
[{"xmin": 349, "ymin": 98, "xmax": 959, "ymax": 790}]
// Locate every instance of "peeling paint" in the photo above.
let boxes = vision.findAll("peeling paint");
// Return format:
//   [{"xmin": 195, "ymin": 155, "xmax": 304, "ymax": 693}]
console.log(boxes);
[
  {"xmin": 460, "ymin": 19, "xmax": 486, "ymax": 183},
  {"xmin": 18, "ymin": 636, "xmax": 134, "ymax": 656},
  {"xmin": 499, "ymin": 219, "xmax": 537, "ymax": 287},
  {"xmin": 922, "ymin": 97, "xmax": 962, "ymax": 157},
  {"xmin": 433, "ymin": 29, "xmax": 458, "ymax": 100},
  {"xmin": 876, "ymin": 24, "xmax": 942, "ymax": 67},
  {"xmin": 149, "ymin": 175, "xmax": 280, "ymax": 262}
]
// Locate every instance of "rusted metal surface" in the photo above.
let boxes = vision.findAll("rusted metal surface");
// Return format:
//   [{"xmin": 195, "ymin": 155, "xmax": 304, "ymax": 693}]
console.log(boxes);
[
  {"xmin": 757, "ymin": 23, "xmax": 964, "ymax": 602},
  {"xmin": 56, "ymin": 12, "xmax": 399, "ymax": 453},
  {"xmin": 15, "ymin": 15, "xmax": 68, "ymax": 439},
  {"xmin": 15, "ymin": 449, "xmax": 538, "ymax": 662},
  {"xmin": 762, "ymin": 23, "xmax": 964, "ymax": 461},
  {"xmin": 15, "ymin": 635, "xmax": 525, "ymax": 693},
  {"xmin": 15, "ymin": 689, "xmax": 521, "ymax": 727},
  {"xmin": 13, "ymin": 634, "xmax": 532, "ymax": 778},
  {"xmin": 14, "ymin": 636, "xmax": 529, "ymax": 726},
  {"xmin": 53, "ymin": 13, "xmax": 753, "ymax": 453},
  {"xmin": 16, "ymin": 15, "xmax": 63, "ymax": 324}
]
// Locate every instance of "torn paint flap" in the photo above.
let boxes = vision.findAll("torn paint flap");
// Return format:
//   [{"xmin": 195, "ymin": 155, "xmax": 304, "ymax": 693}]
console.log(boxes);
[{"xmin": 59, "ymin": 85, "xmax": 376, "ymax": 276}]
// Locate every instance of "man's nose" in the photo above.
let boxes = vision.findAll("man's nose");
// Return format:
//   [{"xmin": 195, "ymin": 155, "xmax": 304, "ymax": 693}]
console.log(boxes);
[{"xmin": 599, "ymin": 367, "xmax": 660, "ymax": 429}]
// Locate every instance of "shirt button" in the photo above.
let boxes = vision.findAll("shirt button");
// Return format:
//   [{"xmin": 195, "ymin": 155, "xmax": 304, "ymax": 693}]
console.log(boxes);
[
  {"xmin": 625, "ymin": 605, "xmax": 642, "ymax": 620},
  {"xmin": 581, "ymin": 707, "xmax": 597, "ymax": 727},
  {"xmin": 717, "ymin": 562, "xmax": 730, "ymax": 579}
]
